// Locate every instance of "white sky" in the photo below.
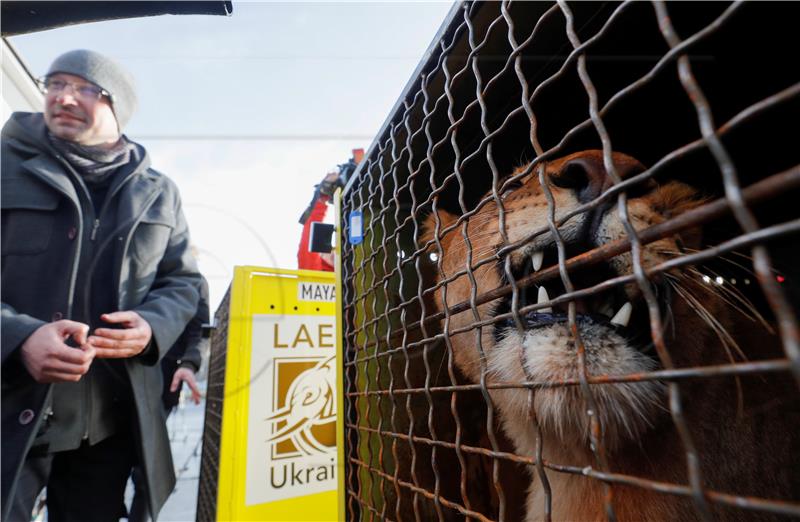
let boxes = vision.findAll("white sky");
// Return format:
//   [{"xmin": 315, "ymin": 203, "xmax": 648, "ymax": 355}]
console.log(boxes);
[{"xmin": 9, "ymin": 1, "xmax": 454, "ymax": 310}]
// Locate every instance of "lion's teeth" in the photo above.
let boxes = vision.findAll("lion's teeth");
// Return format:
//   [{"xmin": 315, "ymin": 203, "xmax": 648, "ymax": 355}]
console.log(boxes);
[
  {"xmin": 532, "ymin": 251, "xmax": 544, "ymax": 271},
  {"xmin": 610, "ymin": 302, "xmax": 633, "ymax": 327},
  {"xmin": 537, "ymin": 286, "xmax": 552, "ymax": 313}
]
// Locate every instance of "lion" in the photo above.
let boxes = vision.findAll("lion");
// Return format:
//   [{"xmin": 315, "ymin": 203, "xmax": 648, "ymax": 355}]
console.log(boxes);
[{"xmin": 421, "ymin": 150, "xmax": 799, "ymax": 521}]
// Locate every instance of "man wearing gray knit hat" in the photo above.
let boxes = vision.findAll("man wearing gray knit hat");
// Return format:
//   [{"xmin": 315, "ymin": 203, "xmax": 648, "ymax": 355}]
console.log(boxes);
[
  {"xmin": 48, "ymin": 49, "xmax": 138, "ymax": 130},
  {"xmin": 43, "ymin": 48, "xmax": 137, "ymax": 142},
  {"xmin": 1, "ymin": 49, "xmax": 200, "ymax": 521}
]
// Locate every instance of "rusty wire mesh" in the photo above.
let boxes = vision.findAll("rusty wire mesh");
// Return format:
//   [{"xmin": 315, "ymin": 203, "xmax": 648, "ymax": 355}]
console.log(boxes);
[{"xmin": 340, "ymin": 2, "xmax": 800, "ymax": 520}]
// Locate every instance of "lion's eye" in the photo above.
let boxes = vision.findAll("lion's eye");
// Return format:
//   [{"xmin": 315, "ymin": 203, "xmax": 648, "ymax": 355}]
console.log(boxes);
[{"xmin": 500, "ymin": 178, "xmax": 524, "ymax": 199}]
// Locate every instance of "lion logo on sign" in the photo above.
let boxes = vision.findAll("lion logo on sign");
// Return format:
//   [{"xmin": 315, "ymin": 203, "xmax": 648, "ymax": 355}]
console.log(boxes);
[{"xmin": 267, "ymin": 355, "xmax": 336, "ymax": 455}]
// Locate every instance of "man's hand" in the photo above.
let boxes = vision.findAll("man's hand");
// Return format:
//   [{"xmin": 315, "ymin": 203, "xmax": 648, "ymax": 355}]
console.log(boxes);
[
  {"xmin": 90, "ymin": 311, "xmax": 152, "ymax": 358},
  {"xmin": 20, "ymin": 320, "xmax": 95, "ymax": 383},
  {"xmin": 170, "ymin": 367, "xmax": 202, "ymax": 404}
]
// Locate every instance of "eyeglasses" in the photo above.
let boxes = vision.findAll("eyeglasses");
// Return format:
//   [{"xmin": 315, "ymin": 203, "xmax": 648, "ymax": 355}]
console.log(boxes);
[{"xmin": 38, "ymin": 77, "xmax": 110, "ymax": 101}]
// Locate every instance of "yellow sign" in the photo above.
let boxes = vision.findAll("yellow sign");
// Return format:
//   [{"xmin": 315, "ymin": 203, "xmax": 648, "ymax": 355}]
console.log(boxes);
[{"xmin": 216, "ymin": 266, "xmax": 339, "ymax": 521}]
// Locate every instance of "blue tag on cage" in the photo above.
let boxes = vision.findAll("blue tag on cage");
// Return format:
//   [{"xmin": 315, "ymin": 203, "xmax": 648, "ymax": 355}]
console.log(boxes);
[{"xmin": 348, "ymin": 210, "xmax": 363, "ymax": 245}]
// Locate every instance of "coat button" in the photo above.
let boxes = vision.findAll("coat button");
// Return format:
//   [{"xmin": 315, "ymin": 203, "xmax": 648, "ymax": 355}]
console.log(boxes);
[
  {"xmin": 68, "ymin": 227, "xmax": 77, "ymax": 240},
  {"xmin": 19, "ymin": 409, "xmax": 35, "ymax": 425},
  {"xmin": 51, "ymin": 312, "xmax": 63, "ymax": 321}
]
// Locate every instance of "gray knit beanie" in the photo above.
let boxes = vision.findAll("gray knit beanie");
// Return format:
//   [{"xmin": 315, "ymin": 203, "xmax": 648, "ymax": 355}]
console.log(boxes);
[{"xmin": 46, "ymin": 49, "xmax": 137, "ymax": 130}]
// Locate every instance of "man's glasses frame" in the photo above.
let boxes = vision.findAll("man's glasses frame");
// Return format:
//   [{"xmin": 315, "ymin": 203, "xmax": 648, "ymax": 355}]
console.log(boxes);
[{"xmin": 37, "ymin": 77, "xmax": 111, "ymax": 102}]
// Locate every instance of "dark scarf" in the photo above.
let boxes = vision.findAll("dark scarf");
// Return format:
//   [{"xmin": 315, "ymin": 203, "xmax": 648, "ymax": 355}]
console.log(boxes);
[{"xmin": 47, "ymin": 132, "xmax": 134, "ymax": 185}]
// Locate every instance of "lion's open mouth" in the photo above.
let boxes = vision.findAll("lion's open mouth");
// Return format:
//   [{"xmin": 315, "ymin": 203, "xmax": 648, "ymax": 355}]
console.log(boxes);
[{"xmin": 494, "ymin": 241, "xmax": 669, "ymax": 359}]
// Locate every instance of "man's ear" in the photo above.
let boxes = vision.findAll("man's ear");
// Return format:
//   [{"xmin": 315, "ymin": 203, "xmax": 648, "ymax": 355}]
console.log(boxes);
[{"xmin": 420, "ymin": 208, "xmax": 457, "ymax": 249}]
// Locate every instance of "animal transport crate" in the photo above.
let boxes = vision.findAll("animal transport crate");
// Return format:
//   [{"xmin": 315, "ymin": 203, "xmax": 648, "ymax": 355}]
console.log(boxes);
[{"xmin": 338, "ymin": 1, "xmax": 800, "ymax": 521}]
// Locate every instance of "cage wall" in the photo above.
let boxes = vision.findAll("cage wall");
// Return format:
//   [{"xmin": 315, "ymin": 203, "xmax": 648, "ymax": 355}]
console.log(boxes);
[
  {"xmin": 339, "ymin": 2, "xmax": 800, "ymax": 520},
  {"xmin": 197, "ymin": 289, "xmax": 230, "ymax": 522}
]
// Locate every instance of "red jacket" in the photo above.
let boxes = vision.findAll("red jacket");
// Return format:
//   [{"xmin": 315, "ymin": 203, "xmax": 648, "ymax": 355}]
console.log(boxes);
[{"xmin": 297, "ymin": 195, "xmax": 334, "ymax": 271}]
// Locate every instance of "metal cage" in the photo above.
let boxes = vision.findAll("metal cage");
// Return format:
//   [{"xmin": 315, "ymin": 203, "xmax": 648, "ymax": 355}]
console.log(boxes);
[{"xmin": 340, "ymin": 2, "xmax": 800, "ymax": 520}]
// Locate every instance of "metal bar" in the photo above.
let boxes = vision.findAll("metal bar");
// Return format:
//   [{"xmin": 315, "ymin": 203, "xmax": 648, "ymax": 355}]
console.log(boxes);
[{"xmin": 345, "ymin": 359, "xmax": 793, "ymax": 395}]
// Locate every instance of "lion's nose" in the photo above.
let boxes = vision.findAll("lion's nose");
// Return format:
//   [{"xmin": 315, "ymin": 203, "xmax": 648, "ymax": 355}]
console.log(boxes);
[
  {"xmin": 549, "ymin": 152, "xmax": 646, "ymax": 203},
  {"xmin": 549, "ymin": 154, "xmax": 608, "ymax": 203}
]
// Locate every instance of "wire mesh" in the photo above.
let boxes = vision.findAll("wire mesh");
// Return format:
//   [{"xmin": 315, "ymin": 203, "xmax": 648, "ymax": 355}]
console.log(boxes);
[{"xmin": 340, "ymin": 1, "xmax": 800, "ymax": 520}]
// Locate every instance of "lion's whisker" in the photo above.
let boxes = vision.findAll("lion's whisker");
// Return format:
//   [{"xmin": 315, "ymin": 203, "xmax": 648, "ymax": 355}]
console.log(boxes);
[
  {"xmin": 680, "ymin": 267, "xmax": 774, "ymax": 333},
  {"xmin": 670, "ymin": 281, "xmax": 746, "ymax": 361},
  {"xmin": 680, "ymin": 268, "xmax": 760, "ymax": 323},
  {"xmin": 657, "ymin": 248, "xmax": 758, "ymax": 278},
  {"xmin": 668, "ymin": 280, "xmax": 746, "ymax": 417}
]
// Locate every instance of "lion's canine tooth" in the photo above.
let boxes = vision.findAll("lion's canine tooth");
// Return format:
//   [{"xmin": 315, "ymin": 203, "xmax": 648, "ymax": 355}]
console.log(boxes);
[
  {"xmin": 532, "ymin": 251, "xmax": 544, "ymax": 271},
  {"xmin": 537, "ymin": 286, "xmax": 552, "ymax": 313},
  {"xmin": 610, "ymin": 302, "xmax": 633, "ymax": 327}
]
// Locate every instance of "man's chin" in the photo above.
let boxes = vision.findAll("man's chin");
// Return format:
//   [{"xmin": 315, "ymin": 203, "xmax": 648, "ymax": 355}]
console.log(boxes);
[
  {"xmin": 46, "ymin": 120, "xmax": 120, "ymax": 147},
  {"xmin": 48, "ymin": 125, "xmax": 86, "ymax": 142}
]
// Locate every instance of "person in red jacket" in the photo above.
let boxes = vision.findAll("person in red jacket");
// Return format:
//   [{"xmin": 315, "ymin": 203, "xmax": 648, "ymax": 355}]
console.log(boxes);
[
  {"xmin": 297, "ymin": 172, "xmax": 338, "ymax": 272},
  {"xmin": 298, "ymin": 149, "xmax": 363, "ymax": 272}
]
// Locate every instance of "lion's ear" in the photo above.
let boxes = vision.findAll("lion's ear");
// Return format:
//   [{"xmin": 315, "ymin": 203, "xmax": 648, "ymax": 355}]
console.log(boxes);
[
  {"xmin": 420, "ymin": 208, "xmax": 457, "ymax": 248},
  {"xmin": 654, "ymin": 182, "xmax": 708, "ymax": 218}
]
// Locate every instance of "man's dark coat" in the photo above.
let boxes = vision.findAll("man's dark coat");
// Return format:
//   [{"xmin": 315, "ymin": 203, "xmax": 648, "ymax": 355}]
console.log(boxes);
[
  {"xmin": 1, "ymin": 112, "xmax": 201, "ymax": 520},
  {"xmin": 161, "ymin": 276, "xmax": 209, "ymax": 411}
]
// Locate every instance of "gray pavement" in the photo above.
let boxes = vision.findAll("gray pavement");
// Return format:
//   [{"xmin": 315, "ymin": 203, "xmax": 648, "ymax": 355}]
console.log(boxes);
[
  {"xmin": 124, "ymin": 386, "xmax": 206, "ymax": 522},
  {"xmin": 157, "ymin": 395, "xmax": 206, "ymax": 522}
]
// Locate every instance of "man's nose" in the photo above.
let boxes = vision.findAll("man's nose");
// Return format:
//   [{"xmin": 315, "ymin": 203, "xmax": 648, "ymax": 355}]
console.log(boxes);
[
  {"xmin": 54, "ymin": 87, "xmax": 79, "ymax": 105},
  {"xmin": 549, "ymin": 153, "xmax": 645, "ymax": 203}
]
